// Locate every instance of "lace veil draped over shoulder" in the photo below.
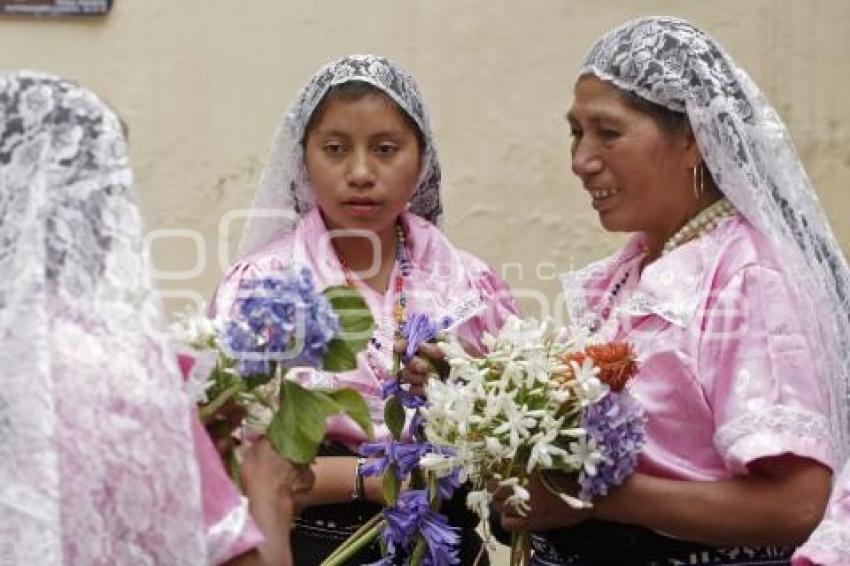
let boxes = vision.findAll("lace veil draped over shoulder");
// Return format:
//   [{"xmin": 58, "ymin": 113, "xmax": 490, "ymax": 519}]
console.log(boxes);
[
  {"xmin": 580, "ymin": 17, "xmax": 850, "ymax": 465},
  {"xmin": 0, "ymin": 71, "xmax": 207, "ymax": 565}
]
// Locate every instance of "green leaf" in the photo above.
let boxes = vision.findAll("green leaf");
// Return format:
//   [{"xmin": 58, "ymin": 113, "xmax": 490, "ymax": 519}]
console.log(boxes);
[
  {"xmin": 382, "ymin": 466, "xmax": 400, "ymax": 506},
  {"xmin": 409, "ymin": 539, "xmax": 427, "ymax": 566},
  {"xmin": 325, "ymin": 388, "xmax": 375, "ymax": 440},
  {"xmin": 321, "ymin": 285, "xmax": 374, "ymax": 372},
  {"xmin": 427, "ymin": 472, "xmax": 440, "ymax": 509},
  {"xmin": 268, "ymin": 379, "xmax": 337, "ymax": 464},
  {"xmin": 228, "ymin": 448, "xmax": 242, "ymax": 492},
  {"xmin": 267, "ymin": 380, "xmax": 377, "ymax": 465},
  {"xmin": 197, "ymin": 382, "xmax": 242, "ymax": 425},
  {"xmin": 384, "ymin": 396, "xmax": 406, "ymax": 441},
  {"xmin": 242, "ymin": 370, "xmax": 276, "ymax": 390}
]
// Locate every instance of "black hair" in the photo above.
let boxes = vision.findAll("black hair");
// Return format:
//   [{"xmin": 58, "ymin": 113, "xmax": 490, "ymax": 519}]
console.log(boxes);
[
  {"xmin": 620, "ymin": 89, "xmax": 688, "ymax": 138},
  {"xmin": 620, "ymin": 89, "xmax": 718, "ymax": 192},
  {"xmin": 302, "ymin": 81, "xmax": 425, "ymax": 153}
]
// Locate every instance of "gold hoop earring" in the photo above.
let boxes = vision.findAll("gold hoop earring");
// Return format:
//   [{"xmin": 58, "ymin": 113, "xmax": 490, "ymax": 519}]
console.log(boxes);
[{"xmin": 692, "ymin": 164, "xmax": 705, "ymax": 200}]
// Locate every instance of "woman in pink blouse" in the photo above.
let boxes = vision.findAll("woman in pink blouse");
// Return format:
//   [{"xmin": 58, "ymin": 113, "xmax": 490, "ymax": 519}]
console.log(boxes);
[
  {"xmin": 0, "ymin": 71, "xmax": 307, "ymax": 565},
  {"xmin": 212, "ymin": 55, "xmax": 518, "ymax": 564},
  {"xmin": 493, "ymin": 17, "xmax": 850, "ymax": 565}
]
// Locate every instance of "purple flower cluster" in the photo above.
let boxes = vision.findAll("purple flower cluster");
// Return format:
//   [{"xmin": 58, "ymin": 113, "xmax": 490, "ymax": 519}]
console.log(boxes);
[
  {"xmin": 381, "ymin": 378, "xmax": 427, "ymax": 409},
  {"xmin": 378, "ymin": 490, "xmax": 460, "ymax": 566},
  {"xmin": 360, "ymin": 312, "xmax": 460, "ymax": 565},
  {"xmin": 578, "ymin": 390, "xmax": 646, "ymax": 500},
  {"xmin": 380, "ymin": 311, "xmax": 453, "ymax": 411},
  {"xmin": 399, "ymin": 312, "xmax": 453, "ymax": 363},
  {"xmin": 221, "ymin": 269, "xmax": 339, "ymax": 376},
  {"xmin": 359, "ymin": 441, "xmax": 460, "ymax": 500},
  {"xmin": 360, "ymin": 441, "xmax": 433, "ymax": 478}
]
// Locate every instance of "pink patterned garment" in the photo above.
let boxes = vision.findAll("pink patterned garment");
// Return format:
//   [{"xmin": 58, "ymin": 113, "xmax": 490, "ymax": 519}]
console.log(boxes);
[
  {"xmin": 213, "ymin": 209, "xmax": 518, "ymax": 447},
  {"xmin": 793, "ymin": 461, "xmax": 850, "ymax": 565},
  {"xmin": 191, "ymin": 415, "xmax": 265, "ymax": 565},
  {"xmin": 178, "ymin": 355, "xmax": 265, "ymax": 565},
  {"xmin": 562, "ymin": 214, "xmax": 834, "ymax": 482}
]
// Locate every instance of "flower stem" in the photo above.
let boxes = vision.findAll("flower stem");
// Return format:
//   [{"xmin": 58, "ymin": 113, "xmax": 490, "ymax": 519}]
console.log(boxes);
[
  {"xmin": 510, "ymin": 531, "xmax": 530, "ymax": 566},
  {"xmin": 198, "ymin": 383, "xmax": 242, "ymax": 425},
  {"xmin": 539, "ymin": 471, "xmax": 591, "ymax": 510},
  {"xmin": 227, "ymin": 448, "xmax": 242, "ymax": 491},
  {"xmin": 427, "ymin": 471, "xmax": 440, "ymax": 509},
  {"xmin": 319, "ymin": 514, "xmax": 384, "ymax": 566},
  {"xmin": 409, "ymin": 538, "xmax": 427, "ymax": 565},
  {"xmin": 472, "ymin": 543, "xmax": 488, "ymax": 565}
]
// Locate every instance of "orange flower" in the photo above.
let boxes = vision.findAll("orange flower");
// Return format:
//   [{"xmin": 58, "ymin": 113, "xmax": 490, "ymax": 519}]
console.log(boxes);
[{"xmin": 560, "ymin": 343, "xmax": 638, "ymax": 392}]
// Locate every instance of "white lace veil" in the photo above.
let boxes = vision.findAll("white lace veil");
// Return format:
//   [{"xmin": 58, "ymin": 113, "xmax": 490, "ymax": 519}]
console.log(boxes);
[
  {"xmin": 236, "ymin": 54, "xmax": 443, "ymax": 259},
  {"xmin": 580, "ymin": 16, "xmax": 850, "ymax": 464},
  {"xmin": 0, "ymin": 71, "xmax": 207, "ymax": 564}
]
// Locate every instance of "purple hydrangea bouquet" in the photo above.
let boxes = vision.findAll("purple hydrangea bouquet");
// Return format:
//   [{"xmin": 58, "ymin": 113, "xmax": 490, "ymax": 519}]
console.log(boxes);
[
  {"xmin": 420, "ymin": 316, "xmax": 646, "ymax": 565},
  {"xmin": 172, "ymin": 267, "xmax": 375, "ymax": 468}
]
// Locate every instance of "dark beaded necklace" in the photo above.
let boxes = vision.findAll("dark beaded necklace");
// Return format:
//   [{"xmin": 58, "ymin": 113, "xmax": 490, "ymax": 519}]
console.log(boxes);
[{"xmin": 591, "ymin": 268, "xmax": 631, "ymax": 333}]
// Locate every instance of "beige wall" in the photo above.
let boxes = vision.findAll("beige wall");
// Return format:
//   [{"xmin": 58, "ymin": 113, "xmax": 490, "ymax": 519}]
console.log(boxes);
[{"xmin": 2, "ymin": 0, "xmax": 848, "ymax": 318}]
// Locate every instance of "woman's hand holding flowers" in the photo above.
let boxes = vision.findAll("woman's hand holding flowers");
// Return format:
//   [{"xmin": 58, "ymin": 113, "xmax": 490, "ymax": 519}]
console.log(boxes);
[
  {"xmin": 393, "ymin": 338, "xmax": 449, "ymax": 395},
  {"xmin": 241, "ymin": 438, "xmax": 316, "ymax": 520},
  {"xmin": 493, "ymin": 472, "xmax": 594, "ymax": 533}
]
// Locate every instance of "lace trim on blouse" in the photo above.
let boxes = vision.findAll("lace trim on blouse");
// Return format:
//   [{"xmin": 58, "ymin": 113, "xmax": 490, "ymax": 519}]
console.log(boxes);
[{"xmin": 714, "ymin": 404, "xmax": 830, "ymax": 459}]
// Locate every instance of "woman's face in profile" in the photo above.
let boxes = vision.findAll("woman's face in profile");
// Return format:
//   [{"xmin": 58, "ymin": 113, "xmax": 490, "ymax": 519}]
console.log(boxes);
[
  {"xmin": 303, "ymin": 93, "xmax": 421, "ymax": 239},
  {"xmin": 567, "ymin": 75, "xmax": 695, "ymax": 238}
]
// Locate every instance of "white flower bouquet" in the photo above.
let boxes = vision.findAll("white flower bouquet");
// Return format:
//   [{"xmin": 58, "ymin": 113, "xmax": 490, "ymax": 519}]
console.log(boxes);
[{"xmin": 419, "ymin": 316, "xmax": 646, "ymax": 565}]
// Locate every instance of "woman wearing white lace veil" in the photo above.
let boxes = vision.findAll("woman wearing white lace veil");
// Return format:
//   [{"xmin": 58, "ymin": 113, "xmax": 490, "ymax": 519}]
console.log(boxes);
[
  {"xmin": 213, "ymin": 54, "xmax": 518, "ymax": 563},
  {"xmin": 0, "ymin": 71, "xmax": 310, "ymax": 565},
  {"xmin": 492, "ymin": 17, "xmax": 850, "ymax": 565}
]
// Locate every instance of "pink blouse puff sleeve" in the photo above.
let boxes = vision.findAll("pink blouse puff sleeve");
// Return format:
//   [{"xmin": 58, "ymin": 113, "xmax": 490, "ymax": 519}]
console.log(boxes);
[
  {"xmin": 699, "ymin": 263, "xmax": 834, "ymax": 475},
  {"xmin": 793, "ymin": 460, "xmax": 850, "ymax": 565}
]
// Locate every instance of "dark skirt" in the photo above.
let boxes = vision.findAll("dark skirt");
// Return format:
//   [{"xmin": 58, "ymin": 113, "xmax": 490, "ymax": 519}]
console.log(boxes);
[
  {"xmin": 291, "ymin": 444, "xmax": 489, "ymax": 565},
  {"xmin": 527, "ymin": 520, "xmax": 793, "ymax": 566}
]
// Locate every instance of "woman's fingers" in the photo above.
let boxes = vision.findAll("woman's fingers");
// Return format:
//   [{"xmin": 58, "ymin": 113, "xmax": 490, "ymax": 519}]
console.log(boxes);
[
  {"xmin": 395, "ymin": 337, "xmax": 448, "ymax": 388},
  {"xmin": 292, "ymin": 464, "xmax": 316, "ymax": 494},
  {"xmin": 397, "ymin": 367, "xmax": 427, "ymax": 396},
  {"xmin": 241, "ymin": 438, "xmax": 316, "ymax": 510},
  {"xmin": 393, "ymin": 338, "xmax": 407, "ymax": 357},
  {"xmin": 416, "ymin": 341, "xmax": 445, "ymax": 361},
  {"xmin": 418, "ymin": 342, "xmax": 450, "ymax": 378},
  {"xmin": 404, "ymin": 357, "xmax": 431, "ymax": 382},
  {"xmin": 500, "ymin": 514, "xmax": 527, "ymax": 532}
]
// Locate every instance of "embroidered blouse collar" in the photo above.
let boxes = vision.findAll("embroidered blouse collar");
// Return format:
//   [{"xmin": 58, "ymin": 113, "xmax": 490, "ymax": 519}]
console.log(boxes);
[{"xmin": 562, "ymin": 218, "xmax": 737, "ymax": 328}]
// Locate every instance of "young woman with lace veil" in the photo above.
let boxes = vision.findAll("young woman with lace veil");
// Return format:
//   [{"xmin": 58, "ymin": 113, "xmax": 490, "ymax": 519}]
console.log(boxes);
[
  {"xmin": 491, "ymin": 17, "xmax": 850, "ymax": 565},
  {"xmin": 0, "ymin": 71, "xmax": 312, "ymax": 565},
  {"xmin": 212, "ymin": 54, "xmax": 518, "ymax": 564}
]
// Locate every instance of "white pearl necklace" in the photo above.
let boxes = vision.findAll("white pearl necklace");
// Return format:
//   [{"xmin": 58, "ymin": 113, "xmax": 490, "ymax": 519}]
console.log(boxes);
[{"xmin": 662, "ymin": 198, "xmax": 737, "ymax": 255}]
